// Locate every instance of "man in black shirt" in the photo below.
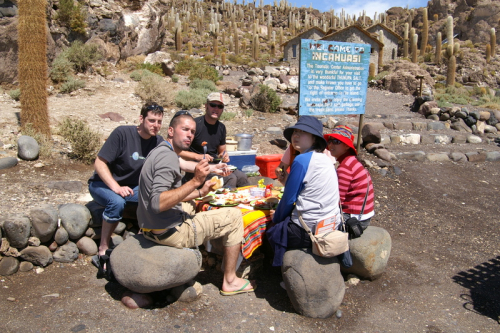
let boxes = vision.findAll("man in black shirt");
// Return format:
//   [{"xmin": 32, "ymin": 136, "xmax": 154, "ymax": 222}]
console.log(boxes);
[
  {"xmin": 88, "ymin": 102, "xmax": 164, "ymax": 257},
  {"xmin": 180, "ymin": 92, "xmax": 249, "ymax": 188}
]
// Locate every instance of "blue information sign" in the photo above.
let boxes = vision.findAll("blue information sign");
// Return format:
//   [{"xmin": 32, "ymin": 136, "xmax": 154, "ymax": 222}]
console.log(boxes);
[{"xmin": 299, "ymin": 40, "xmax": 371, "ymax": 115}]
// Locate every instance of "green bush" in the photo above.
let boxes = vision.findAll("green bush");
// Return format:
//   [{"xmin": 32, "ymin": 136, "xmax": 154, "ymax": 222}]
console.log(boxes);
[
  {"xmin": 175, "ymin": 88, "xmax": 212, "ymax": 109},
  {"xmin": 135, "ymin": 73, "xmax": 176, "ymax": 106},
  {"xmin": 56, "ymin": 0, "xmax": 87, "ymax": 34},
  {"xmin": 63, "ymin": 40, "xmax": 103, "ymax": 73},
  {"xmin": 138, "ymin": 62, "xmax": 164, "ymax": 76},
  {"xmin": 250, "ymin": 84, "xmax": 281, "ymax": 113},
  {"xmin": 130, "ymin": 69, "xmax": 154, "ymax": 82},
  {"xmin": 176, "ymin": 58, "xmax": 197, "ymax": 75},
  {"xmin": 244, "ymin": 109, "xmax": 254, "ymax": 117},
  {"xmin": 9, "ymin": 89, "xmax": 21, "ymax": 101},
  {"xmin": 60, "ymin": 77, "xmax": 86, "ymax": 93},
  {"xmin": 171, "ymin": 74, "xmax": 179, "ymax": 83},
  {"xmin": 220, "ymin": 111, "xmax": 236, "ymax": 121},
  {"xmin": 190, "ymin": 79, "xmax": 217, "ymax": 91},
  {"xmin": 374, "ymin": 71, "xmax": 388, "ymax": 80},
  {"xmin": 58, "ymin": 117, "xmax": 100, "ymax": 164},
  {"xmin": 50, "ymin": 54, "xmax": 74, "ymax": 82},
  {"xmin": 188, "ymin": 63, "xmax": 222, "ymax": 83}
]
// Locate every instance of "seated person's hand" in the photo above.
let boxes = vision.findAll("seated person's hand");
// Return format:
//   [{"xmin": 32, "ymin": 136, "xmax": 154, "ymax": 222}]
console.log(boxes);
[
  {"xmin": 194, "ymin": 159, "xmax": 211, "ymax": 186},
  {"xmin": 202, "ymin": 178, "xmax": 217, "ymax": 195},
  {"xmin": 220, "ymin": 151, "xmax": 230, "ymax": 163},
  {"xmin": 275, "ymin": 164, "xmax": 288, "ymax": 184},
  {"xmin": 200, "ymin": 153, "xmax": 214, "ymax": 162},
  {"xmin": 211, "ymin": 163, "xmax": 232, "ymax": 177},
  {"xmin": 269, "ymin": 209, "xmax": 275, "ymax": 221}
]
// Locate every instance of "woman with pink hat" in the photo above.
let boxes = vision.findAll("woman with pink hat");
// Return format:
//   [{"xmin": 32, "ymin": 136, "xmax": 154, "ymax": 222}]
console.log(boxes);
[{"xmin": 323, "ymin": 125, "xmax": 375, "ymax": 231}]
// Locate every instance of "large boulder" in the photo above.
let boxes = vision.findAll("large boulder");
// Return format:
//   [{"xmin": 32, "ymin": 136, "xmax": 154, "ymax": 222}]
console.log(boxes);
[
  {"xmin": 361, "ymin": 123, "xmax": 382, "ymax": 144},
  {"xmin": 30, "ymin": 205, "xmax": 58, "ymax": 243},
  {"xmin": 58, "ymin": 204, "xmax": 91, "ymax": 240},
  {"xmin": 110, "ymin": 234, "xmax": 201, "ymax": 293},
  {"xmin": 3, "ymin": 215, "xmax": 31, "ymax": 249},
  {"xmin": 19, "ymin": 246, "xmax": 53, "ymax": 267},
  {"xmin": 282, "ymin": 248, "xmax": 345, "ymax": 319},
  {"xmin": 53, "ymin": 241, "xmax": 79, "ymax": 263},
  {"xmin": 17, "ymin": 136, "xmax": 39, "ymax": 161},
  {"xmin": 0, "ymin": 17, "xmax": 18, "ymax": 84},
  {"xmin": 341, "ymin": 226, "xmax": 392, "ymax": 280},
  {"xmin": 383, "ymin": 61, "xmax": 435, "ymax": 95}
]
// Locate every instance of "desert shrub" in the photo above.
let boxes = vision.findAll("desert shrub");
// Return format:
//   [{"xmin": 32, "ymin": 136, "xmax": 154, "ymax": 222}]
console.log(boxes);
[
  {"xmin": 117, "ymin": 55, "xmax": 146, "ymax": 72},
  {"xmin": 228, "ymin": 54, "xmax": 252, "ymax": 66},
  {"xmin": 130, "ymin": 69, "xmax": 154, "ymax": 81},
  {"xmin": 250, "ymin": 84, "xmax": 281, "ymax": 113},
  {"xmin": 9, "ymin": 89, "xmax": 21, "ymax": 101},
  {"xmin": 423, "ymin": 52, "xmax": 433, "ymax": 62},
  {"xmin": 220, "ymin": 111, "xmax": 236, "ymax": 121},
  {"xmin": 188, "ymin": 63, "xmax": 221, "ymax": 83},
  {"xmin": 375, "ymin": 71, "xmax": 389, "ymax": 80},
  {"xmin": 56, "ymin": 0, "xmax": 87, "ymax": 34},
  {"xmin": 176, "ymin": 58, "xmax": 197, "ymax": 75},
  {"xmin": 58, "ymin": 117, "xmax": 100, "ymax": 164},
  {"xmin": 171, "ymin": 74, "xmax": 179, "ymax": 83},
  {"xmin": 135, "ymin": 73, "xmax": 176, "ymax": 106},
  {"xmin": 62, "ymin": 40, "xmax": 103, "ymax": 73},
  {"xmin": 60, "ymin": 77, "xmax": 86, "ymax": 93},
  {"xmin": 435, "ymin": 86, "xmax": 471, "ymax": 106},
  {"xmin": 434, "ymin": 82, "xmax": 446, "ymax": 89},
  {"xmin": 190, "ymin": 79, "xmax": 217, "ymax": 91},
  {"xmin": 50, "ymin": 54, "xmax": 74, "ymax": 82},
  {"xmin": 138, "ymin": 62, "xmax": 164, "ymax": 76},
  {"xmin": 175, "ymin": 88, "xmax": 212, "ymax": 109},
  {"xmin": 244, "ymin": 109, "xmax": 254, "ymax": 117},
  {"xmin": 21, "ymin": 123, "xmax": 52, "ymax": 158}
]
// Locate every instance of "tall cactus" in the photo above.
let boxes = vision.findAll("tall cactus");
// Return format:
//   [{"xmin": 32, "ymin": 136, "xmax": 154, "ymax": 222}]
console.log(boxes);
[
  {"xmin": 445, "ymin": 16, "xmax": 459, "ymax": 86},
  {"xmin": 403, "ymin": 23, "xmax": 409, "ymax": 58},
  {"xmin": 411, "ymin": 33, "xmax": 418, "ymax": 63},
  {"xmin": 435, "ymin": 32, "xmax": 442, "ymax": 65},
  {"xmin": 420, "ymin": 8, "xmax": 428, "ymax": 56},
  {"xmin": 175, "ymin": 25, "xmax": 182, "ymax": 51},
  {"xmin": 221, "ymin": 52, "xmax": 227, "ymax": 66},
  {"xmin": 491, "ymin": 28, "xmax": 496, "ymax": 57},
  {"xmin": 410, "ymin": 27, "xmax": 415, "ymax": 56},
  {"xmin": 18, "ymin": 0, "xmax": 50, "ymax": 136},
  {"xmin": 486, "ymin": 44, "xmax": 491, "ymax": 64}
]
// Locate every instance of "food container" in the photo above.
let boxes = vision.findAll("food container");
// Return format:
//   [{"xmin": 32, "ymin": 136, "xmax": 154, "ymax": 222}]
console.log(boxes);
[
  {"xmin": 226, "ymin": 139, "xmax": 238, "ymax": 151},
  {"xmin": 242, "ymin": 165, "xmax": 260, "ymax": 177},
  {"xmin": 250, "ymin": 187, "xmax": 265, "ymax": 197},
  {"xmin": 256, "ymin": 154, "xmax": 284, "ymax": 179},
  {"xmin": 235, "ymin": 133, "xmax": 254, "ymax": 151},
  {"xmin": 228, "ymin": 151, "xmax": 257, "ymax": 170}
]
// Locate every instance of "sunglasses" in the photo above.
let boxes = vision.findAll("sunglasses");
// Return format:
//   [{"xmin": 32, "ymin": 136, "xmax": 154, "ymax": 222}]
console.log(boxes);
[
  {"xmin": 146, "ymin": 104, "xmax": 164, "ymax": 112},
  {"xmin": 328, "ymin": 139, "xmax": 342, "ymax": 145},
  {"xmin": 209, "ymin": 102, "xmax": 224, "ymax": 109},
  {"xmin": 173, "ymin": 110, "xmax": 190, "ymax": 118}
]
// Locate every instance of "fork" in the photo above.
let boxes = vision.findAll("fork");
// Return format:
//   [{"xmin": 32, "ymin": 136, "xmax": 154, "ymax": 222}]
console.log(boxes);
[{"xmin": 203, "ymin": 145, "xmax": 207, "ymax": 159}]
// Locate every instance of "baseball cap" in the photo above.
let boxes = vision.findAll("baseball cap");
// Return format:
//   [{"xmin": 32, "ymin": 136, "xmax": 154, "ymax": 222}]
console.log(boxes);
[{"xmin": 207, "ymin": 92, "xmax": 229, "ymax": 105}]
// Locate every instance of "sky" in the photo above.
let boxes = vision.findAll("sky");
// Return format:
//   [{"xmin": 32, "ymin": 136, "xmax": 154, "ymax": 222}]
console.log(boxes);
[{"xmin": 245, "ymin": 0, "xmax": 429, "ymax": 17}]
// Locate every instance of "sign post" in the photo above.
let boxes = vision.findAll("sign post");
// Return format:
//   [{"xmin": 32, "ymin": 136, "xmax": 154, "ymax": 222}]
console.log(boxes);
[{"xmin": 299, "ymin": 40, "xmax": 371, "ymax": 151}]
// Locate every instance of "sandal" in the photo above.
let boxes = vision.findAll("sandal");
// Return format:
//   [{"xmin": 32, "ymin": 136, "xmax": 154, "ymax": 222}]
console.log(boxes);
[
  {"xmin": 91, "ymin": 254, "xmax": 107, "ymax": 279},
  {"xmin": 220, "ymin": 279, "xmax": 256, "ymax": 296}
]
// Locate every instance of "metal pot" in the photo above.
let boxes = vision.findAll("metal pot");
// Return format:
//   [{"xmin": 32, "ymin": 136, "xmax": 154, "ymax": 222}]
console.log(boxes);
[{"xmin": 235, "ymin": 133, "xmax": 254, "ymax": 151}]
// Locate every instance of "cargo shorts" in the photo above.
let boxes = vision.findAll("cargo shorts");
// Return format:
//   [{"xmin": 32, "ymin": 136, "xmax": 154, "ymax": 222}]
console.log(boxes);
[{"xmin": 144, "ymin": 201, "xmax": 244, "ymax": 249}]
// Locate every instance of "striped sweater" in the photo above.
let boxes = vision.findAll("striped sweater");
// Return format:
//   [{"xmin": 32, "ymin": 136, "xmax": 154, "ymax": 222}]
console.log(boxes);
[{"xmin": 337, "ymin": 154, "xmax": 375, "ymax": 217}]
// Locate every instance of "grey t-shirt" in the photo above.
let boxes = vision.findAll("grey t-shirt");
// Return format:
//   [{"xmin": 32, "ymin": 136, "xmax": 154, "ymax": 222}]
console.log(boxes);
[{"xmin": 137, "ymin": 141, "xmax": 184, "ymax": 230}]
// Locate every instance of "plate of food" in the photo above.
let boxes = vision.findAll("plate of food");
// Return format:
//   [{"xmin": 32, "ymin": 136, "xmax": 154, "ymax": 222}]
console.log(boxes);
[
  {"xmin": 250, "ymin": 197, "xmax": 280, "ymax": 210},
  {"xmin": 227, "ymin": 165, "xmax": 238, "ymax": 171},
  {"xmin": 209, "ymin": 199, "xmax": 240, "ymax": 207}
]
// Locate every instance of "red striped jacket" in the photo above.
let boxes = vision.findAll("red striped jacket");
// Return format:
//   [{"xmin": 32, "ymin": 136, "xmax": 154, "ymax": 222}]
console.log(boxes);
[{"xmin": 337, "ymin": 154, "xmax": 374, "ymax": 216}]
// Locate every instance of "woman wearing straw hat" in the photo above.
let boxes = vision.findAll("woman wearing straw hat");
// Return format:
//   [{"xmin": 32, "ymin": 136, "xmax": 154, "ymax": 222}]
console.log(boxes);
[
  {"xmin": 267, "ymin": 116, "xmax": 341, "ymax": 267},
  {"xmin": 323, "ymin": 125, "xmax": 375, "ymax": 230}
]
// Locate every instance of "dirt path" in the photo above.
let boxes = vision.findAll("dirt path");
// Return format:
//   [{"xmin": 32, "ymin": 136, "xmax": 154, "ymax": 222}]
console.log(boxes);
[{"xmin": 1, "ymin": 74, "xmax": 500, "ymax": 332}]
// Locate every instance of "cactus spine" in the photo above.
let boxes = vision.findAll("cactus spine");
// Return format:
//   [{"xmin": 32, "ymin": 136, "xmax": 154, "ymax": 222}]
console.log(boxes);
[
  {"xmin": 18, "ymin": 0, "xmax": 50, "ymax": 136},
  {"xmin": 411, "ymin": 33, "xmax": 418, "ymax": 63},
  {"xmin": 420, "ymin": 8, "xmax": 428, "ymax": 56},
  {"xmin": 435, "ymin": 32, "xmax": 442, "ymax": 65}
]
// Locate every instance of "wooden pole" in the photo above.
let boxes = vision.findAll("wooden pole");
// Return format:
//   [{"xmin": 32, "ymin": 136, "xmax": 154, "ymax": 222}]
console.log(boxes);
[{"xmin": 357, "ymin": 114, "xmax": 364, "ymax": 153}]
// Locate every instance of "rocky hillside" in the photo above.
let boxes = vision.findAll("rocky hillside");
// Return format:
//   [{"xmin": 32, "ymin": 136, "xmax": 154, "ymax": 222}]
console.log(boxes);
[{"xmin": 0, "ymin": 0, "xmax": 500, "ymax": 92}]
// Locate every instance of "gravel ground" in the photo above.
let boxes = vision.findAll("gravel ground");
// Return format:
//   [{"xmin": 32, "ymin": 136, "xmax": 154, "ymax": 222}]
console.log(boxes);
[{"xmin": 1, "ymin": 73, "xmax": 499, "ymax": 332}]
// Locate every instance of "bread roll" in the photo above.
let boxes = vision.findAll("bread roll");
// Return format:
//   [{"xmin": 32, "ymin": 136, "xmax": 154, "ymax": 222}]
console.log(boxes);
[{"xmin": 211, "ymin": 176, "xmax": 224, "ymax": 190}]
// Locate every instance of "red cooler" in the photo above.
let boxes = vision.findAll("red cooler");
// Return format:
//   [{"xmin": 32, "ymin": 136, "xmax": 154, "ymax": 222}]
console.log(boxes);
[{"xmin": 256, "ymin": 154, "xmax": 283, "ymax": 179}]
